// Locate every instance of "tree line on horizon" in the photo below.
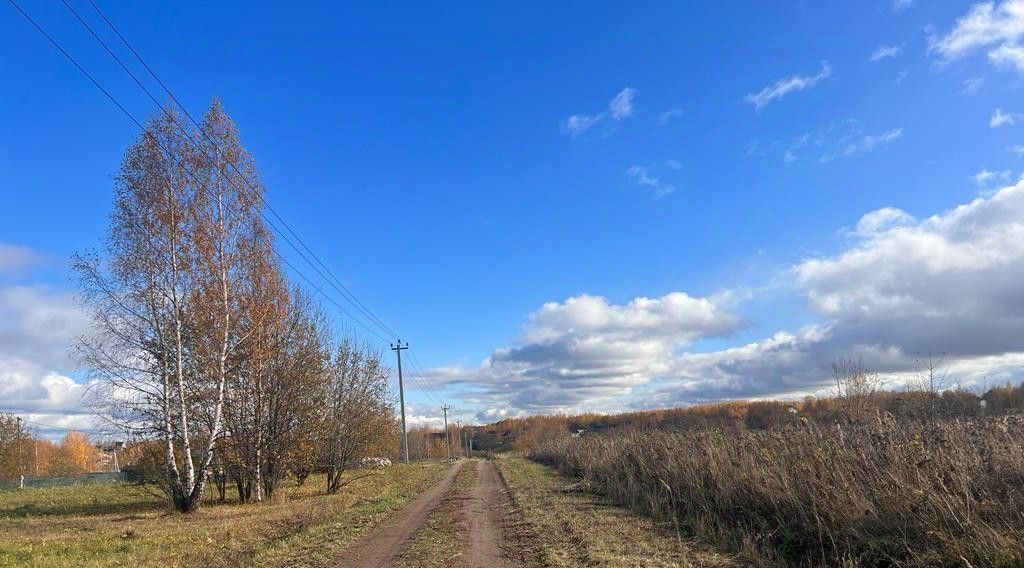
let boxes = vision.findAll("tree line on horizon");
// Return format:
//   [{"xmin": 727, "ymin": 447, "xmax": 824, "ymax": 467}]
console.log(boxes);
[{"xmin": 0, "ymin": 416, "xmax": 104, "ymax": 482}]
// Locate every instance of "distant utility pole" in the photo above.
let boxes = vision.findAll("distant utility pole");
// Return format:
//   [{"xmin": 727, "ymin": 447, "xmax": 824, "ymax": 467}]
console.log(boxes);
[
  {"xmin": 455, "ymin": 420, "xmax": 462, "ymax": 458},
  {"xmin": 391, "ymin": 340, "xmax": 410, "ymax": 465},
  {"xmin": 16, "ymin": 417, "xmax": 24, "ymax": 489},
  {"xmin": 442, "ymin": 404, "xmax": 451, "ymax": 461}
]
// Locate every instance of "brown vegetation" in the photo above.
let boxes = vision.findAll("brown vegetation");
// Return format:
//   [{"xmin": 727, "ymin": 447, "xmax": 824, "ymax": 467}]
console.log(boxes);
[
  {"xmin": 530, "ymin": 413, "xmax": 1024, "ymax": 566},
  {"xmin": 0, "ymin": 417, "xmax": 104, "ymax": 482},
  {"xmin": 71, "ymin": 101, "xmax": 399, "ymax": 512}
]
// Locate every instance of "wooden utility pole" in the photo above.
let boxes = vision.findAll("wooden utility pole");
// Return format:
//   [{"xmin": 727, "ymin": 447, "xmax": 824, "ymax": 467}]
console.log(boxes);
[
  {"xmin": 16, "ymin": 417, "xmax": 24, "ymax": 489},
  {"xmin": 442, "ymin": 404, "xmax": 451, "ymax": 461},
  {"xmin": 455, "ymin": 420, "xmax": 462, "ymax": 458},
  {"xmin": 390, "ymin": 340, "xmax": 410, "ymax": 465}
]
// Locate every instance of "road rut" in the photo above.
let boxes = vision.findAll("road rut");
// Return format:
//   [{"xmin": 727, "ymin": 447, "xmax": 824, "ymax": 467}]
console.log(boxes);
[
  {"xmin": 465, "ymin": 460, "xmax": 511, "ymax": 567},
  {"xmin": 342, "ymin": 461, "xmax": 464, "ymax": 568}
]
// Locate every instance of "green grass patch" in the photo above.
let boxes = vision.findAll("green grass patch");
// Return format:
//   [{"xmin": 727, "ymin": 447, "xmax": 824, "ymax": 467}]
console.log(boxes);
[{"xmin": 0, "ymin": 463, "xmax": 448, "ymax": 568}]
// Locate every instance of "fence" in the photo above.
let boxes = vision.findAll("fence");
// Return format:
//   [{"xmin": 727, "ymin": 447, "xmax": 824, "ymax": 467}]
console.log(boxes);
[{"xmin": 0, "ymin": 471, "xmax": 127, "ymax": 491}]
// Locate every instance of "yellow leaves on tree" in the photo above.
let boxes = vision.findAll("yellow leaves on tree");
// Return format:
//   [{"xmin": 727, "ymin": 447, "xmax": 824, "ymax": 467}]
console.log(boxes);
[{"xmin": 48, "ymin": 432, "xmax": 99, "ymax": 476}]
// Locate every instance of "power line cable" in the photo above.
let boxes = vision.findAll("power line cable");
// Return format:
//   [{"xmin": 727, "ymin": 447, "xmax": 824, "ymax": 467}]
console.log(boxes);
[
  {"xmin": 56, "ymin": 0, "xmax": 397, "ymax": 344},
  {"xmin": 407, "ymin": 349, "xmax": 446, "ymax": 404},
  {"xmin": 76, "ymin": 0, "xmax": 402, "ymax": 341},
  {"xmin": 10, "ymin": 0, "xmax": 393, "ymax": 349},
  {"xmin": 10, "ymin": 0, "xmax": 446, "ymax": 407}
]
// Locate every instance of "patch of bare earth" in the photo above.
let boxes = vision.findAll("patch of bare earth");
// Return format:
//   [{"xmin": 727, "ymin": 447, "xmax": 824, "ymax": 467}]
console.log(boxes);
[
  {"xmin": 339, "ymin": 461, "xmax": 464, "ymax": 568},
  {"xmin": 391, "ymin": 459, "xmax": 477, "ymax": 568}
]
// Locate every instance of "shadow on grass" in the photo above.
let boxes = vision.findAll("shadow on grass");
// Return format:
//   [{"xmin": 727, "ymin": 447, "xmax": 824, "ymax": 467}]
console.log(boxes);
[{"xmin": 1, "ymin": 498, "xmax": 163, "ymax": 519}]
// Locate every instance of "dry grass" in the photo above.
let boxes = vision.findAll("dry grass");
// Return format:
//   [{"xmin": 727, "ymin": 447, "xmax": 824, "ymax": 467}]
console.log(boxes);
[
  {"xmin": 0, "ymin": 463, "xmax": 446, "ymax": 567},
  {"xmin": 498, "ymin": 456, "xmax": 734, "ymax": 567},
  {"xmin": 531, "ymin": 414, "xmax": 1024, "ymax": 567}
]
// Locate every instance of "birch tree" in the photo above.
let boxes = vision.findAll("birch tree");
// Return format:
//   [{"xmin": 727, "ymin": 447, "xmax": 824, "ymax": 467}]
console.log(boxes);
[{"xmin": 77, "ymin": 101, "xmax": 273, "ymax": 512}]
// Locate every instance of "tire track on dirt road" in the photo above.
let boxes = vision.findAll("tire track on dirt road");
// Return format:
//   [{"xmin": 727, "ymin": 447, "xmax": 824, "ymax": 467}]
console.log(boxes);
[
  {"xmin": 465, "ymin": 460, "xmax": 512, "ymax": 567},
  {"xmin": 341, "ymin": 461, "xmax": 464, "ymax": 568}
]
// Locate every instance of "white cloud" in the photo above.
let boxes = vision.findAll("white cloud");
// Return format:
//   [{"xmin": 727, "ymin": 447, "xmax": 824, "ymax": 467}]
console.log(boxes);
[
  {"xmin": 894, "ymin": 0, "xmax": 914, "ymax": 12},
  {"xmin": 971, "ymin": 168, "xmax": 1014, "ymax": 187},
  {"xmin": 626, "ymin": 165, "xmax": 677, "ymax": 198},
  {"xmin": 757, "ymin": 122, "xmax": 900, "ymax": 164},
  {"xmin": 870, "ymin": 44, "xmax": 903, "ymax": 61},
  {"xmin": 658, "ymin": 108, "xmax": 683, "ymax": 125},
  {"xmin": 991, "ymin": 108, "xmax": 1021, "ymax": 127},
  {"xmin": 989, "ymin": 40, "xmax": 1024, "ymax": 71},
  {"xmin": 0, "ymin": 285, "xmax": 89, "ymax": 370},
  {"xmin": 843, "ymin": 127, "xmax": 903, "ymax": 157},
  {"xmin": 854, "ymin": 206, "xmax": 915, "ymax": 236},
  {"xmin": 929, "ymin": 0, "xmax": 1024, "ymax": 73},
  {"xmin": 662, "ymin": 179, "xmax": 1024, "ymax": 403},
  {"xmin": 609, "ymin": 88, "xmax": 636, "ymax": 120},
  {"xmin": 963, "ymin": 77, "xmax": 985, "ymax": 93},
  {"xmin": 0, "ymin": 243, "xmax": 41, "ymax": 273},
  {"xmin": 562, "ymin": 87, "xmax": 638, "ymax": 137},
  {"xmin": 442, "ymin": 292, "xmax": 740, "ymax": 414},
  {"xmin": 1009, "ymin": 144, "xmax": 1024, "ymax": 155},
  {"xmin": 0, "ymin": 281, "xmax": 94, "ymax": 435},
  {"xmin": 437, "ymin": 179, "xmax": 1024, "ymax": 415},
  {"xmin": 745, "ymin": 61, "xmax": 831, "ymax": 110},
  {"xmin": 563, "ymin": 114, "xmax": 600, "ymax": 137}
]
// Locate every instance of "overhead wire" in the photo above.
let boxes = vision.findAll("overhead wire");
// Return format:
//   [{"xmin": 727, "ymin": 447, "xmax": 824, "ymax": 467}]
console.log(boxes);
[
  {"xmin": 10, "ymin": 0, "xmax": 450, "ymax": 407},
  {"xmin": 55, "ymin": 0, "xmax": 396, "ymax": 346}
]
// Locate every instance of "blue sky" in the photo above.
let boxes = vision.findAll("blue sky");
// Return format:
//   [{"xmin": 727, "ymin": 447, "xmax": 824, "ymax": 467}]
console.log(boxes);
[{"xmin": 3, "ymin": 0, "xmax": 1024, "ymax": 432}]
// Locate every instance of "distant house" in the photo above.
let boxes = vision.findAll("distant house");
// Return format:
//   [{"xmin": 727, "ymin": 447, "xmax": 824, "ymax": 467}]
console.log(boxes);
[{"xmin": 94, "ymin": 441, "xmax": 125, "ymax": 472}]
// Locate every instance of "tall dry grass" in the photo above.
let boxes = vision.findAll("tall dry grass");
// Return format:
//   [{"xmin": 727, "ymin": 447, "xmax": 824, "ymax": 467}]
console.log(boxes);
[{"xmin": 531, "ymin": 414, "xmax": 1024, "ymax": 566}]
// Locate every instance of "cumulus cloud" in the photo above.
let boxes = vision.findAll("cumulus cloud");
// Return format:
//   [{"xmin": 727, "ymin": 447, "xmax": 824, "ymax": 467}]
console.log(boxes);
[
  {"xmin": 440, "ymin": 179, "xmax": 1024, "ymax": 416},
  {"xmin": 929, "ymin": 0, "xmax": 1024, "ymax": 73},
  {"xmin": 854, "ymin": 206, "xmax": 915, "ymax": 236},
  {"xmin": 656, "ymin": 180, "xmax": 1024, "ymax": 404},
  {"xmin": 562, "ymin": 87, "xmax": 637, "ymax": 137},
  {"xmin": 745, "ymin": 61, "xmax": 831, "ymax": 110},
  {"xmin": 449, "ymin": 292, "xmax": 741, "ymax": 416},
  {"xmin": 0, "ymin": 281, "xmax": 95, "ymax": 435},
  {"xmin": 870, "ymin": 44, "xmax": 903, "ymax": 61},
  {"xmin": 0, "ymin": 285, "xmax": 88, "ymax": 371}
]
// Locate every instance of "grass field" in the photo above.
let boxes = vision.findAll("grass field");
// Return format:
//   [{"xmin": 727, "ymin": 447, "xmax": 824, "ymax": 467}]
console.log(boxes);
[
  {"xmin": 497, "ymin": 457, "xmax": 733, "ymax": 567},
  {"xmin": 0, "ymin": 463, "xmax": 447, "ymax": 567},
  {"xmin": 531, "ymin": 416, "xmax": 1024, "ymax": 567}
]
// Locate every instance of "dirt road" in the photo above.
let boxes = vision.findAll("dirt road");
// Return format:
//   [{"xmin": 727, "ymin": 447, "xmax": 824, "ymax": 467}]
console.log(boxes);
[
  {"xmin": 343, "ymin": 461, "xmax": 465, "ymax": 568},
  {"xmin": 340, "ymin": 459, "xmax": 515, "ymax": 568},
  {"xmin": 465, "ymin": 460, "xmax": 511, "ymax": 567}
]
